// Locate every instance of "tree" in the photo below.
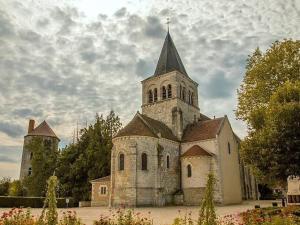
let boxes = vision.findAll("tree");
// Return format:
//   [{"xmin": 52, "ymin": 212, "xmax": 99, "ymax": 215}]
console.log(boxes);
[
  {"xmin": 23, "ymin": 137, "xmax": 59, "ymax": 196},
  {"xmin": 38, "ymin": 176, "xmax": 58, "ymax": 225},
  {"xmin": 8, "ymin": 180, "xmax": 24, "ymax": 196},
  {"xmin": 236, "ymin": 40, "xmax": 300, "ymax": 130},
  {"xmin": 56, "ymin": 111, "xmax": 122, "ymax": 202},
  {"xmin": 241, "ymin": 81, "xmax": 300, "ymax": 181},
  {"xmin": 0, "ymin": 177, "xmax": 10, "ymax": 196},
  {"xmin": 236, "ymin": 39, "xmax": 300, "ymax": 182},
  {"xmin": 198, "ymin": 173, "xmax": 217, "ymax": 225}
]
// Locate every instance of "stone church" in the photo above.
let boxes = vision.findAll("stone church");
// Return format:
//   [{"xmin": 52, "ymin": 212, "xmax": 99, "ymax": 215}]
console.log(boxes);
[{"xmin": 91, "ymin": 31, "xmax": 258, "ymax": 206}]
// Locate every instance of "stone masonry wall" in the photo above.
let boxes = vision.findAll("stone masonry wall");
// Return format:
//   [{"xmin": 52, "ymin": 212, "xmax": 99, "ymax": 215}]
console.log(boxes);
[
  {"xmin": 20, "ymin": 136, "xmax": 58, "ymax": 180},
  {"xmin": 111, "ymin": 136, "xmax": 180, "ymax": 206},
  {"xmin": 91, "ymin": 180, "xmax": 110, "ymax": 206},
  {"xmin": 141, "ymin": 71, "xmax": 200, "ymax": 136}
]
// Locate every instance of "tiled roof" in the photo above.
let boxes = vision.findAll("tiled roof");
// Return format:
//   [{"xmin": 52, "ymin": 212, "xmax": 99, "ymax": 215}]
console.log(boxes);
[
  {"xmin": 90, "ymin": 175, "xmax": 111, "ymax": 183},
  {"xmin": 182, "ymin": 117, "xmax": 225, "ymax": 142},
  {"xmin": 154, "ymin": 31, "xmax": 188, "ymax": 77},
  {"xmin": 26, "ymin": 121, "xmax": 59, "ymax": 140},
  {"xmin": 114, "ymin": 112, "xmax": 178, "ymax": 141},
  {"xmin": 181, "ymin": 145, "xmax": 213, "ymax": 158}
]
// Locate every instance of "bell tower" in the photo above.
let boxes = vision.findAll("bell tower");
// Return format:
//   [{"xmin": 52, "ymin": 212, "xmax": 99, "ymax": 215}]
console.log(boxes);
[{"xmin": 141, "ymin": 31, "xmax": 200, "ymax": 139}]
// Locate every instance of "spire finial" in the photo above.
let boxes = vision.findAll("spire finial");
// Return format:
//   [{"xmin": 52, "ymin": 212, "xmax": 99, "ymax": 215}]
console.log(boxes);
[{"xmin": 166, "ymin": 17, "xmax": 170, "ymax": 32}]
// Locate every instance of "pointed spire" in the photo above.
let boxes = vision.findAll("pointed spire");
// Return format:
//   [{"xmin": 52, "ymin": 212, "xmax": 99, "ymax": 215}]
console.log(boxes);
[{"xmin": 154, "ymin": 31, "xmax": 188, "ymax": 77}]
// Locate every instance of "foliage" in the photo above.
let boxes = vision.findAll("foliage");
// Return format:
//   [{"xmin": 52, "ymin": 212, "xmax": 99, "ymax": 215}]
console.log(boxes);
[
  {"xmin": 38, "ymin": 176, "xmax": 58, "ymax": 225},
  {"xmin": 93, "ymin": 209, "xmax": 153, "ymax": 225},
  {"xmin": 241, "ymin": 206, "xmax": 300, "ymax": 225},
  {"xmin": 236, "ymin": 40, "xmax": 300, "ymax": 129},
  {"xmin": 23, "ymin": 137, "xmax": 59, "ymax": 196},
  {"xmin": 0, "ymin": 177, "xmax": 11, "ymax": 196},
  {"xmin": 0, "ymin": 208, "xmax": 36, "ymax": 225},
  {"xmin": 241, "ymin": 81, "xmax": 300, "ymax": 181},
  {"xmin": 8, "ymin": 180, "xmax": 24, "ymax": 196},
  {"xmin": 58, "ymin": 211, "xmax": 83, "ymax": 225},
  {"xmin": 236, "ymin": 39, "xmax": 300, "ymax": 182},
  {"xmin": 56, "ymin": 111, "xmax": 122, "ymax": 202},
  {"xmin": 0, "ymin": 196, "xmax": 74, "ymax": 208},
  {"xmin": 198, "ymin": 173, "xmax": 217, "ymax": 225}
]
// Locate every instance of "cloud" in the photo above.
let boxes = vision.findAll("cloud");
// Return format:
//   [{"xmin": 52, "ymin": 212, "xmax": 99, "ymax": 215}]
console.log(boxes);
[
  {"xmin": 0, "ymin": 155, "xmax": 18, "ymax": 163},
  {"xmin": 0, "ymin": 122, "xmax": 25, "ymax": 138}
]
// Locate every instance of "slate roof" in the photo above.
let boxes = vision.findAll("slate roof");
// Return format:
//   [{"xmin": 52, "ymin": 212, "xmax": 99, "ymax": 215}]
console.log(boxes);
[
  {"xmin": 182, "ymin": 117, "xmax": 225, "ymax": 142},
  {"xmin": 26, "ymin": 121, "xmax": 59, "ymax": 140},
  {"xmin": 90, "ymin": 175, "xmax": 111, "ymax": 183},
  {"xmin": 181, "ymin": 145, "xmax": 213, "ymax": 158},
  {"xmin": 114, "ymin": 112, "xmax": 178, "ymax": 141},
  {"xmin": 154, "ymin": 31, "xmax": 188, "ymax": 77}
]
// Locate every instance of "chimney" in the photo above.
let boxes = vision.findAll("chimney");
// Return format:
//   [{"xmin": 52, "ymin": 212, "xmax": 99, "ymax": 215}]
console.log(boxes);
[{"xmin": 28, "ymin": 119, "xmax": 35, "ymax": 133}]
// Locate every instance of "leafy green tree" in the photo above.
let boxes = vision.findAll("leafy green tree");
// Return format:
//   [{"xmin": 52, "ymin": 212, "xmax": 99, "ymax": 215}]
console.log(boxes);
[
  {"xmin": 0, "ymin": 177, "xmax": 10, "ymax": 196},
  {"xmin": 236, "ymin": 39, "xmax": 300, "ymax": 182},
  {"xmin": 241, "ymin": 81, "xmax": 300, "ymax": 181},
  {"xmin": 24, "ymin": 137, "xmax": 59, "ymax": 196},
  {"xmin": 198, "ymin": 173, "xmax": 217, "ymax": 225},
  {"xmin": 56, "ymin": 111, "xmax": 122, "ymax": 202},
  {"xmin": 236, "ymin": 40, "xmax": 300, "ymax": 129},
  {"xmin": 8, "ymin": 180, "xmax": 24, "ymax": 196}
]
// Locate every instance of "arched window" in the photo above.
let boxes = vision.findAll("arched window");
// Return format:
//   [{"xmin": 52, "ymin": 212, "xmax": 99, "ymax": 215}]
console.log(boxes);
[
  {"xmin": 167, "ymin": 84, "xmax": 172, "ymax": 98},
  {"xmin": 153, "ymin": 88, "xmax": 158, "ymax": 102},
  {"xmin": 30, "ymin": 152, "xmax": 33, "ymax": 160},
  {"xmin": 188, "ymin": 90, "xmax": 191, "ymax": 104},
  {"xmin": 187, "ymin": 164, "xmax": 192, "ymax": 177},
  {"xmin": 142, "ymin": 153, "xmax": 147, "ymax": 170},
  {"xmin": 179, "ymin": 85, "xmax": 182, "ymax": 99},
  {"xmin": 228, "ymin": 142, "xmax": 231, "ymax": 154},
  {"xmin": 182, "ymin": 87, "xmax": 186, "ymax": 101},
  {"xmin": 119, "ymin": 153, "xmax": 125, "ymax": 171},
  {"xmin": 191, "ymin": 93, "xmax": 194, "ymax": 105},
  {"xmin": 148, "ymin": 90, "xmax": 153, "ymax": 103},
  {"xmin": 166, "ymin": 155, "xmax": 170, "ymax": 169},
  {"xmin": 162, "ymin": 86, "xmax": 167, "ymax": 100}
]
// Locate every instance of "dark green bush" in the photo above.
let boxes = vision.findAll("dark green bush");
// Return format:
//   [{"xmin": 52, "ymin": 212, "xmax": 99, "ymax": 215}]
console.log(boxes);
[{"xmin": 0, "ymin": 196, "xmax": 75, "ymax": 208}]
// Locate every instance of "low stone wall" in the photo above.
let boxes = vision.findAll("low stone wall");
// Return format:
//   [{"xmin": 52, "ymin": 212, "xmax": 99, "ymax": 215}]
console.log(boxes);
[{"xmin": 183, "ymin": 187, "xmax": 205, "ymax": 205}]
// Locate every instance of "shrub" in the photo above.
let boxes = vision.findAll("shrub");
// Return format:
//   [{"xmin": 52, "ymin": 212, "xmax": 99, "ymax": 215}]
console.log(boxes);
[
  {"xmin": 93, "ymin": 209, "xmax": 153, "ymax": 225},
  {"xmin": 0, "ymin": 208, "xmax": 37, "ymax": 225},
  {"xmin": 0, "ymin": 196, "xmax": 75, "ymax": 208},
  {"xmin": 58, "ymin": 211, "xmax": 83, "ymax": 225},
  {"xmin": 241, "ymin": 206, "xmax": 300, "ymax": 225}
]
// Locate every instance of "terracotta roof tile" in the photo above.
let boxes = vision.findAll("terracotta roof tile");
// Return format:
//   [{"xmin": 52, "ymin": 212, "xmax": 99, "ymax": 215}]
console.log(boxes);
[
  {"xmin": 114, "ymin": 114, "xmax": 157, "ymax": 139},
  {"xmin": 114, "ymin": 113, "xmax": 178, "ymax": 141},
  {"xmin": 90, "ymin": 175, "xmax": 111, "ymax": 183},
  {"xmin": 26, "ymin": 121, "xmax": 59, "ymax": 140},
  {"xmin": 181, "ymin": 145, "xmax": 213, "ymax": 157},
  {"xmin": 182, "ymin": 117, "xmax": 224, "ymax": 142}
]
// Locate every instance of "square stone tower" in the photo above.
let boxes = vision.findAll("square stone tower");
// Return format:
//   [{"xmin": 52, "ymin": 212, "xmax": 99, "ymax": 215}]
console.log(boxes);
[{"xmin": 141, "ymin": 32, "xmax": 200, "ymax": 139}]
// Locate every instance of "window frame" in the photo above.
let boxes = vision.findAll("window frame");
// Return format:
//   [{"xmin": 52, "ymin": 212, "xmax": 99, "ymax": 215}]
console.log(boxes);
[
  {"xmin": 119, "ymin": 153, "xmax": 125, "ymax": 171},
  {"xmin": 141, "ymin": 153, "xmax": 148, "ymax": 171},
  {"xmin": 99, "ymin": 185, "xmax": 107, "ymax": 196},
  {"xmin": 166, "ymin": 154, "xmax": 170, "ymax": 169},
  {"xmin": 187, "ymin": 164, "xmax": 192, "ymax": 177}
]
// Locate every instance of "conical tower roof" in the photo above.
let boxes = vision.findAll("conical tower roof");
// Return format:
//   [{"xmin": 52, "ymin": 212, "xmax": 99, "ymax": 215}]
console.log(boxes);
[
  {"xmin": 26, "ymin": 120, "xmax": 59, "ymax": 140},
  {"xmin": 154, "ymin": 31, "xmax": 188, "ymax": 77}
]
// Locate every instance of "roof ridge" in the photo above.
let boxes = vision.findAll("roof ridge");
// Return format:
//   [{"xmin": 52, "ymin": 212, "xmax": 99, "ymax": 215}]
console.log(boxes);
[{"xmin": 137, "ymin": 112, "xmax": 159, "ymax": 137}]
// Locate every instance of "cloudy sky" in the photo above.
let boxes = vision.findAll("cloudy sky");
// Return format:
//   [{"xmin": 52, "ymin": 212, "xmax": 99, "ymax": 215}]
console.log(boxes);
[{"xmin": 0, "ymin": 0, "xmax": 299, "ymax": 179}]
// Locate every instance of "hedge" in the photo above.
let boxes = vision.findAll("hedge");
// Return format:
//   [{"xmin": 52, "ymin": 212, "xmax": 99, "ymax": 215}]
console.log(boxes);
[{"xmin": 0, "ymin": 196, "xmax": 75, "ymax": 208}]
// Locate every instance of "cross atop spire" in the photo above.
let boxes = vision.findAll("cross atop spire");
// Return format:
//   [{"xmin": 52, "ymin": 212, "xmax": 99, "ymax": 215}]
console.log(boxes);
[
  {"xmin": 153, "ymin": 31, "xmax": 188, "ymax": 77},
  {"xmin": 166, "ymin": 17, "xmax": 170, "ymax": 32}
]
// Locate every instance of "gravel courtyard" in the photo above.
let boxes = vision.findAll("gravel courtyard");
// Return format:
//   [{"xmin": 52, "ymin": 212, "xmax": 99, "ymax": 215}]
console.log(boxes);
[{"xmin": 0, "ymin": 200, "xmax": 280, "ymax": 225}]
